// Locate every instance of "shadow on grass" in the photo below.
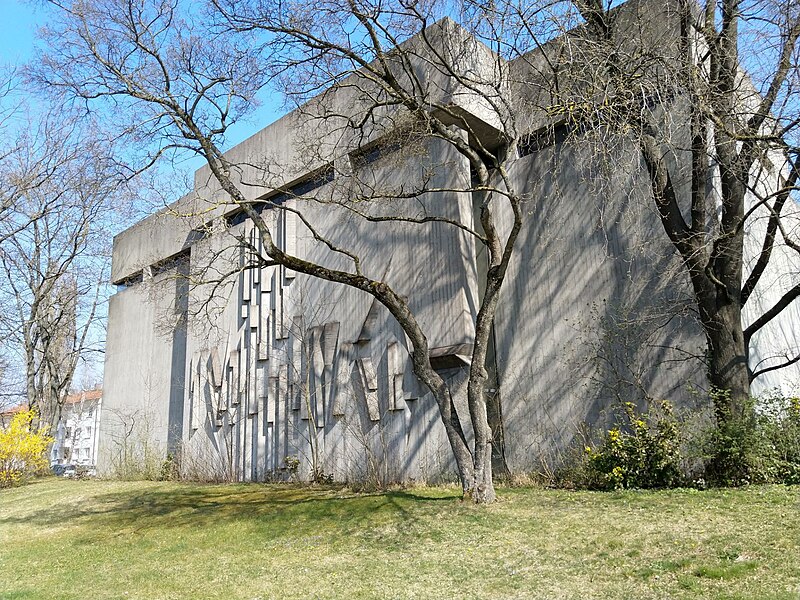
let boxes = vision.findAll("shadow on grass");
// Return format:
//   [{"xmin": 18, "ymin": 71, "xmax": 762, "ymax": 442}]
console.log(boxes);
[{"xmin": 0, "ymin": 482, "xmax": 462, "ymax": 542}]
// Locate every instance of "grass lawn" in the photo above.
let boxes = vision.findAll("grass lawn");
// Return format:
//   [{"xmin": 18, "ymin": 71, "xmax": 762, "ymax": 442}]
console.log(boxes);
[{"xmin": 0, "ymin": 479, "xmax": 798, "ymax": 599}]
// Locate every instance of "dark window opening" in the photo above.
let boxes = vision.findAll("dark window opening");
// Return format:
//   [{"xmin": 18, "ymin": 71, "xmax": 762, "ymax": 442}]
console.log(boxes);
[
  {"xmin": 224, "ymin": 164, "xmax": 335, "ymax": 227},
  {"xmin": 470, "ymin": 165, "xmax": 479, "ymax": 188},
  {"xmin": 282, "ymin": 164, "xmax": 335, "ymax": 198},
  {"xmin": 116, "ymin": 272, "xmax": 143, "ymax": 291},
  {"xmin": 226, "ymin": 210, "xmax": 250, "ymax": 228},
  {"xmin": 151, "ymin": 248, "xmax": 191, "ymax": 277},
  {"xmin": 350, "ymin": 138, "xmax": 403, "ymax": 169},
  {"xmin": 185, "ymin": 228, "xmax": 209, "ymax": 245},
  {"xmin": 518, "ymin": 121, "xmax": 571, "ymax": 158}
]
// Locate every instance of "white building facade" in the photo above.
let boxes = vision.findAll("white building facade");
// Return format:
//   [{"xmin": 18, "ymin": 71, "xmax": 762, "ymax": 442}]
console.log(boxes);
[{"xmin": 52, "ymin": 388, "xmax": 102, "ymax": 469}]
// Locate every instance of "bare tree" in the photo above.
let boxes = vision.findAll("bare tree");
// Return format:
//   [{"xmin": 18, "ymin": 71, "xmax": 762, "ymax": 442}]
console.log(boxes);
[
  {"xmin": 34, "ymin": 0, "xmax": 574, "ymax": 502},
  {"xmin": 534, "ymin": 0, "xmax": 800, "ymax": 433},
  {"xmin": 40, "ymin": 0, "xmax": 799, "ymax": 494},
  {"xmin": 0, "ymin": 110, "xmax": 124, "ymax": 431}
]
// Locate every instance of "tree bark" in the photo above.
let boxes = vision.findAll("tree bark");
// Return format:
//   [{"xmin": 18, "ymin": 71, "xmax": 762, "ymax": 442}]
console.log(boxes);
[{"xmin": 697, "ymin": 295, "xmax": 751, "ymax": 418}]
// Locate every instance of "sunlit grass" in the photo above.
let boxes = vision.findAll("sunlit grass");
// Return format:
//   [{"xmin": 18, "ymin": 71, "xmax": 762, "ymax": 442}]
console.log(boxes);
[{"xmin": 0, "ymin": 479, "xmax": 798, "ymax": 599}]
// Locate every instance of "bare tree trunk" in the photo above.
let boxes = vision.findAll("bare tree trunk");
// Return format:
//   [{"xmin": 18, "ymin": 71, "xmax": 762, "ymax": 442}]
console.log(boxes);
[
  {"xmin": 466, "ymin": 295, "xmax": 499, "ymax": 503},
  {"xmin": 698, "ymin": 297, "xmax": 750, "ymax": 418},
  {"xmin": 408, "ymin": 349, "xmax": 476, "ymax": 495}
]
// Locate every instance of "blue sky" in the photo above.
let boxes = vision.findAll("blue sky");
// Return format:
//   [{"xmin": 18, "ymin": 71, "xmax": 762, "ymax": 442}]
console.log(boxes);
[
  {"xmin": 0, "ymin": 1, "xmax": 43, "ymax": 65},
  {"xmin": 0, "ymin": 1, "xmax": 285, "ymax": 394},
  {"xmin": 0, "ymin": 0, "xmax": 284, "ymax": 170}
]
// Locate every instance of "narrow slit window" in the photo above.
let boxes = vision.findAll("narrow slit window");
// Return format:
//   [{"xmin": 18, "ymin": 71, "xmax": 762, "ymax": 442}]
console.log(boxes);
[
  {"xmin": 518, "ymin": 121, "xmax": 570, "ymax": 158},
  {"xmin": 225, "ymin": 164, "xmax": 335, "ymax": 226}
]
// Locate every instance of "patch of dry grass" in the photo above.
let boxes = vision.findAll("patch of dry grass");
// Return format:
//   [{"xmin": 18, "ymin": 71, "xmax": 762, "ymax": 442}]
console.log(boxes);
[{"xmin": 0, "ymin": 479, "xmax": 798, "ymax": 599}]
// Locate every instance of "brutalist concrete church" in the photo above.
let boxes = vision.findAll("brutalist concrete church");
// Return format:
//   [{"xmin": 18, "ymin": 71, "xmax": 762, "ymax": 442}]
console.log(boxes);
[{"xmin": 99, "ymin": 0, "xmax": 800, "ymax": 482}]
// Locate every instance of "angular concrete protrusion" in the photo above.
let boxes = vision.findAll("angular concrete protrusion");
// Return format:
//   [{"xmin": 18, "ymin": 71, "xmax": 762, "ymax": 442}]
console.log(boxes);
[
  {"xmin": 322, "ymin": 322, "xmax": 340, "ymax": 367},
  {"xmin": 279, "ymin": 293, "xmax": 290, "ymax": 340},
  {"xmin": 249, "ymin": 224, "xmax": 260, "ymax": 288},
  {"xmin": 322, "ymin": 321, "xmax": 340, "ymax": 408},
  {"xmin": 219, "ymin": 374, "xmax": 229, "ymax": 413},
  {"xmin": 251, "ymin": 301, "xmax": 260, "ymax": 330},
  {"xmin": 332, "ymin": 342, "xmax": 351, "ymax": 417},
  {"xmin": 258, "ymin": 293, "xmax": 270, "ymax": 360},
  {"xmin": 387, "ymin": 342, "xmax": 406, "ymax": 411},
  {"xmin": 283, "ymin": 210, "xmax": 297, "ymax": 280},
  {"xmin": 253, "ymin": 363, "xmax": 267, "ymax": 416},
  {"xmin": 240, "ymin": 238, "xmax": 251, "ymax": 303},
  {"xmin": 289, "ymin": 316, "xmax": 304, "ymax": 411},
  {"xmin": 310, "ymin": 326, "xmax": 325, "ymax": 428},
  {"xmin": 267, "ymin": 377, "xmax": 278, "ymax": 424},
  {"xmin": 263, "ymin": 266, "xmax": 273, "ymax": 293},
  {"xmin": 190, "ymin": 352, "xmax": 203, "ymax": 431},
  {"xmin": 210, "ymin": 346, "xmax": 223, "ymax": 388},
  {"xmin": 229, "ymin": 349, "xmax": 240, "ymax": 406},
  {"xmin": 356, "ymin": 357, "xmax": 380, "ymax": 421},
  {"xmin": 357, "ymin": 299, "xmax": 381, "ymax": 343},
  {"xmin": 278, "ymin": 365, "xmax": 289, "ymax": 427},
  {"xmin": 242, "ymin": 271, "xmax": 251, "ymax": 303},
  {"xmin": 274, "ymin": 271, "xmax": 288, "ymax": 340}
]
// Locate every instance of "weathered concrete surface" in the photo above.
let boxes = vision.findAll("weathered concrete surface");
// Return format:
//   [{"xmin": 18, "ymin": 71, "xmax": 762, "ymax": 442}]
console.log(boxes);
[
  {"xmin": 99, "ymin": 0, "xmax": 800, "ymax": 481},
  {"xmin": 98, "ymin": 265, "xmax": 187, "ymax": 476}
]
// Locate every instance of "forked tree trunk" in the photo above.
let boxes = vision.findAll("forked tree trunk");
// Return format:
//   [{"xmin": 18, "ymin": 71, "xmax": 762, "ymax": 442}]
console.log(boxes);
[
  {"xmin": 467, "ymin": 332, "xmax": 498, "ymax": 503},
  {"xmin": 410, "ymin": 357, "xmax": 476, "ymax": 496}
]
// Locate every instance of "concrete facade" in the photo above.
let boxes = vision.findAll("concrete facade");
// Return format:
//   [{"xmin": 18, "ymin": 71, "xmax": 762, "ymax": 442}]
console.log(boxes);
[{"xmin": 99, "ymin": 0, "xmax": 800, "ymax": 481}]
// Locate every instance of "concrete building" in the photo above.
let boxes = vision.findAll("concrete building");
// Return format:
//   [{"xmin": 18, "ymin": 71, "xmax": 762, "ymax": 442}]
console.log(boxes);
[{"xmin": 99, "ymin": 0, "xmax": 800, "ymax": 482}]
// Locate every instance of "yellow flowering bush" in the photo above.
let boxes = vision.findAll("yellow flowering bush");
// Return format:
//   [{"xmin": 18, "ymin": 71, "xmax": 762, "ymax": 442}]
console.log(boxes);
[
  {"xmin": 0, "ymin": 409, "xmax": 54, "ymax": 488},
  {"xmin": 585, "ymin": 401, "xmax": 682, "ymax": 490}
]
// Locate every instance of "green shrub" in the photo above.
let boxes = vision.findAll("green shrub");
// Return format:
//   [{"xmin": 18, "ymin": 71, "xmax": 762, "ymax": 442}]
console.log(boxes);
[
  {"xmin": 701, "ymin": 392, "xmax": 760, "ymax": 486},
  {"xmin": 752, "ymin": 394, "xmax": 800, "ymax": 485},
  {"xmin": 699, "ymin": 391, "xmax": 800, "ymax": 486},
  {"xmin": 551, "ymin": 390, "xmax": 800, "ymax": 491},
  {"xmin": 159, "ymin": 453, "xmax": 178, "ymax": 481},
  {"xmin": 585, "ymin": 401, "xmax": 682, "ymax": 490},
  {"xmin": 766, "ymin": 396, "xmax": 800, "ymax": 484}
]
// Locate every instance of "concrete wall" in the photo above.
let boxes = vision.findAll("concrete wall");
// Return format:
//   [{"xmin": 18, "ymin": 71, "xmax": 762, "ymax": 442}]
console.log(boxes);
[
  {"xmin": 100, "ymin": 0, "xmax": 800, "ymax": 482},
  {"xmin": 494, "ymin": 136, "xmax": 706, "ymax": 471},
  {"xmin": 98, "ymin": 264, "xmax": 187, "ymax": 475},
  {"xmin": 743, "ymin": 149, "xmax": 800, "ymax": 395},
  {"xmin": 171, "ymin": 135, "xmax": 480, "ymax": 483}
]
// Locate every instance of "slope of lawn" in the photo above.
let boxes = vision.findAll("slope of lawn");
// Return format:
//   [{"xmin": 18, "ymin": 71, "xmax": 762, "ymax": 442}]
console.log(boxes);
[{"xmin": 0, "ymin": 478, "xmax": 798, "ymax": 599}]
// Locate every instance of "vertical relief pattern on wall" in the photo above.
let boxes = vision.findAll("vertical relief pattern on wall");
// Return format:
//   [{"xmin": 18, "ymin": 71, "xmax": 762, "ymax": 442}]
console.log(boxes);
[{"xmin": 189, "ymin": 212, "xmax": 433, "ymax": 482}]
